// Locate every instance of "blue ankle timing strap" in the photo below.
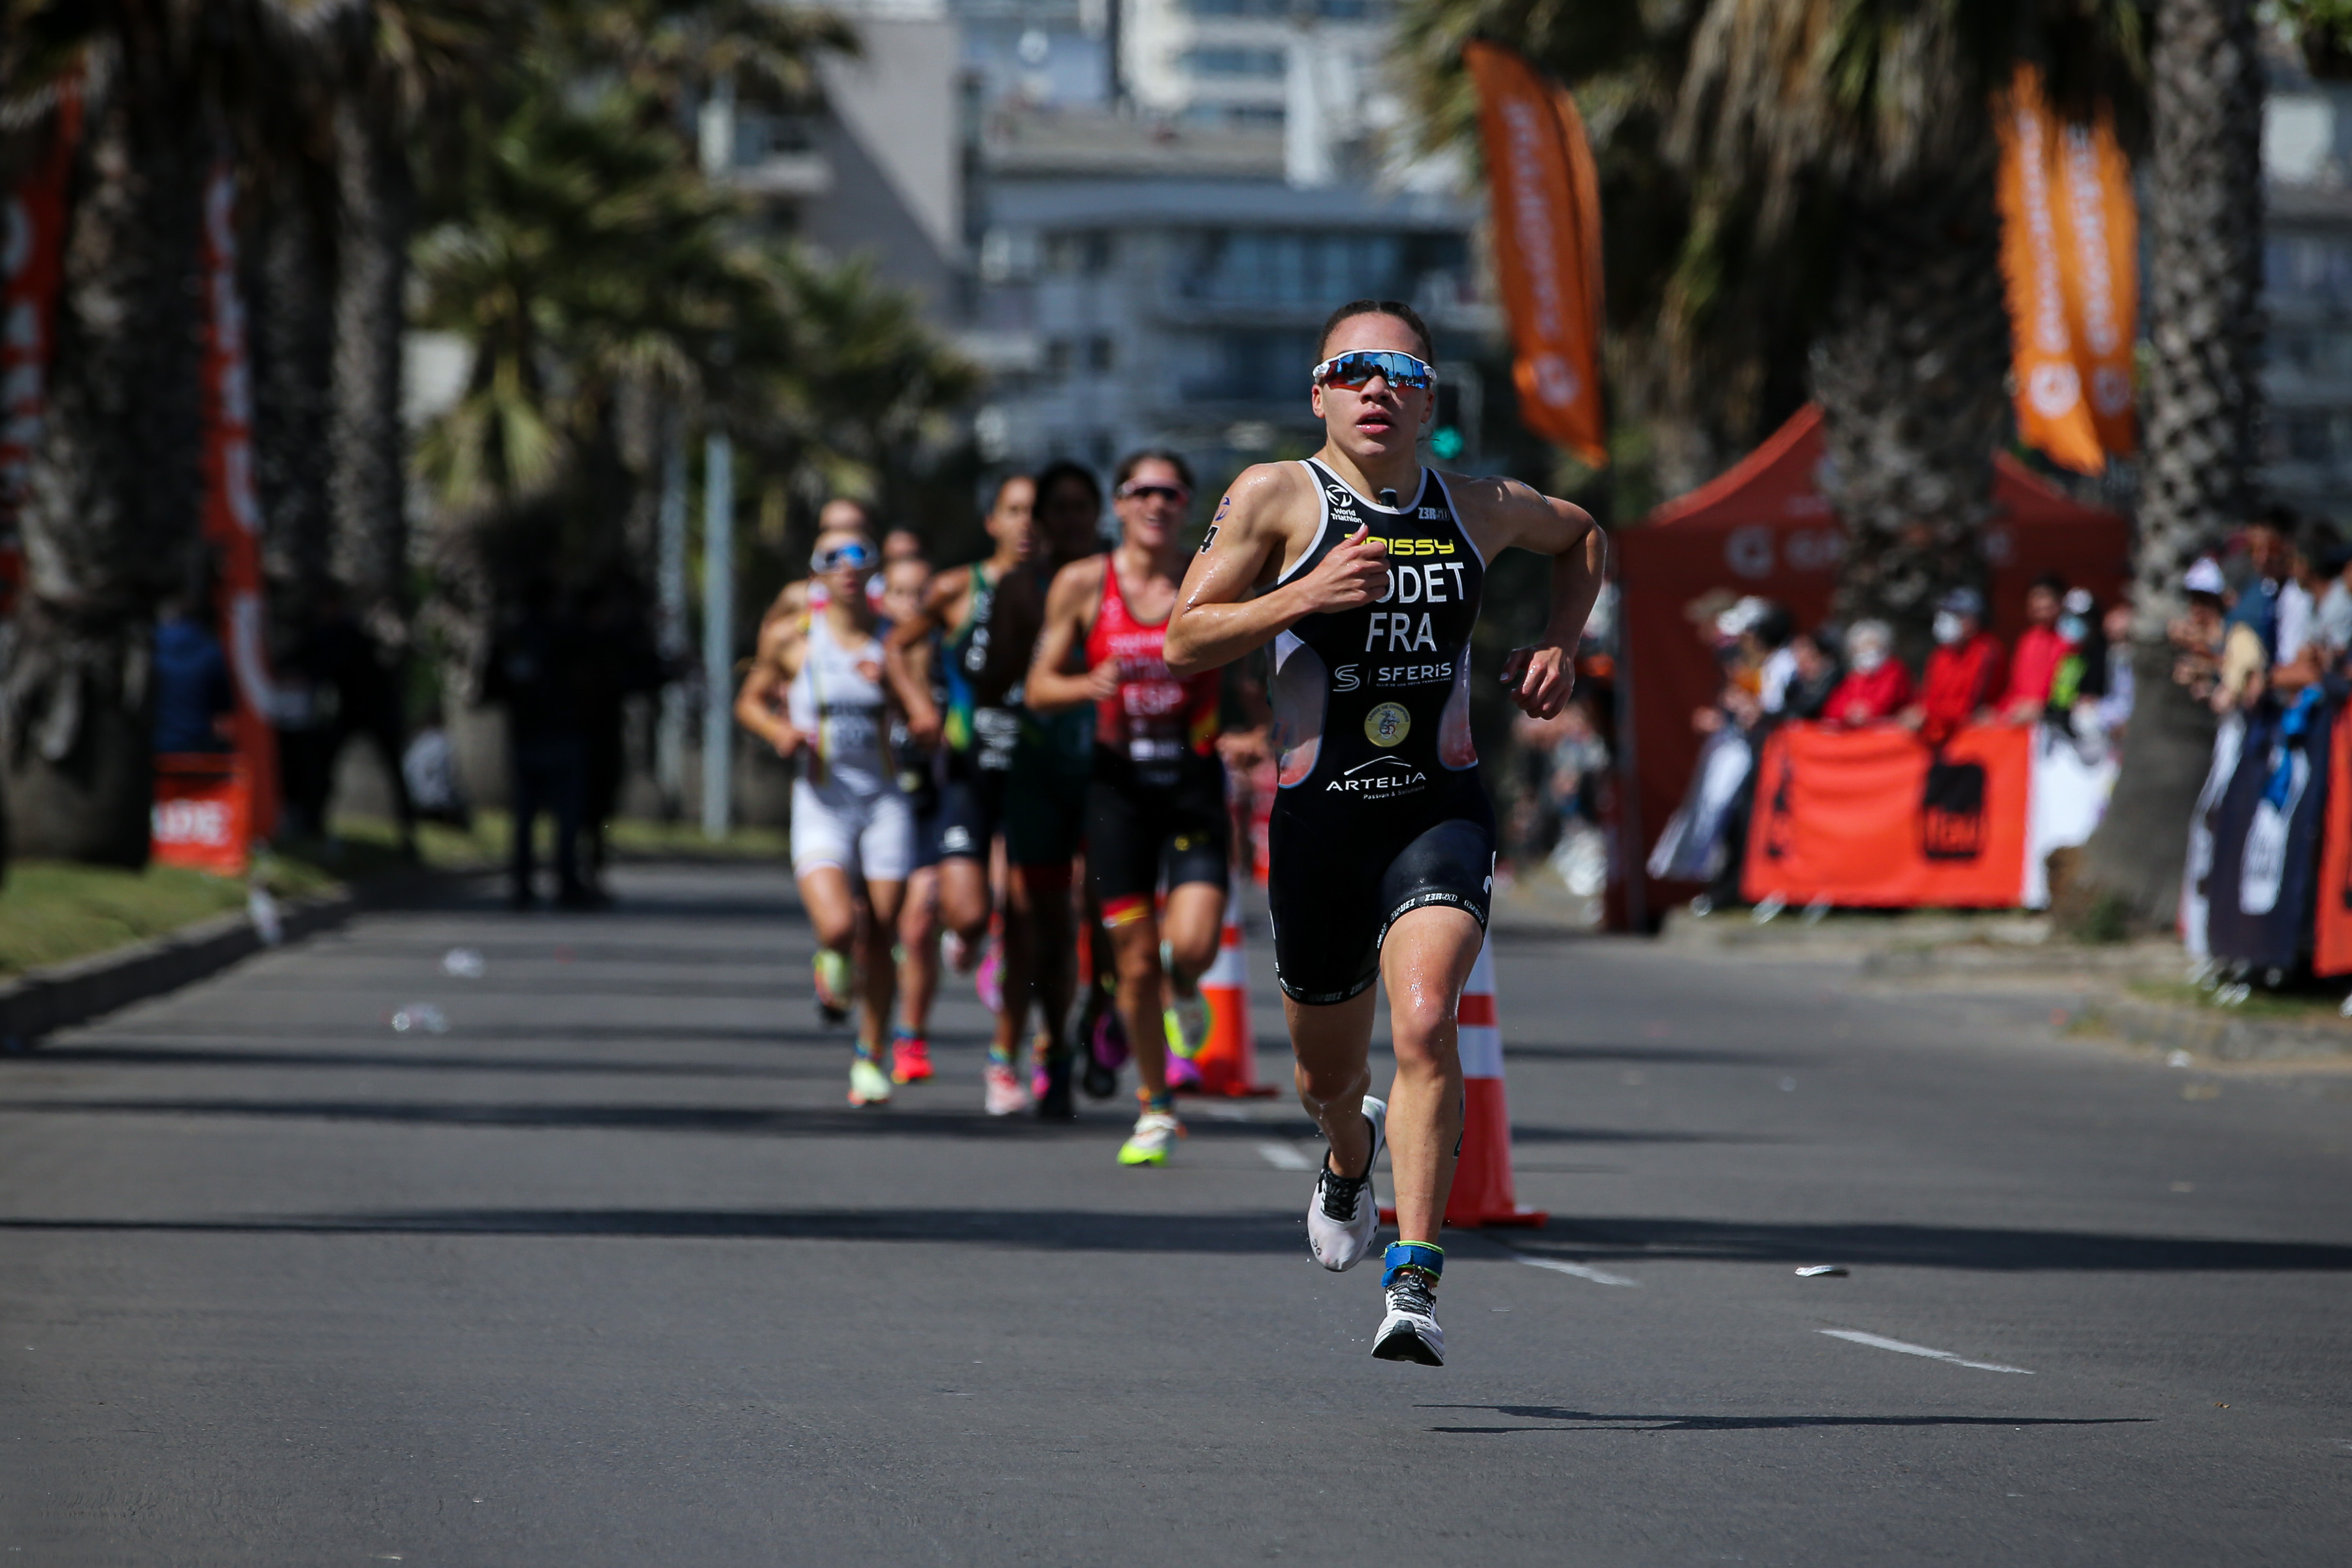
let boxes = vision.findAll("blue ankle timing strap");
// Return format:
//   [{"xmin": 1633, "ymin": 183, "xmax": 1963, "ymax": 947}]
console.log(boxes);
[{"xmin": 1382, "ymin": 1241, "xmax": 1443, "ymax": 1288}]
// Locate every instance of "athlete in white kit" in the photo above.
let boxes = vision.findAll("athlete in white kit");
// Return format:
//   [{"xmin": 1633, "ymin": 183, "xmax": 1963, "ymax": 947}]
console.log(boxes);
[
  {"xmin": 736, "ymin": 522, "xmax": 917, "ymax": 1106},
  {"xmin": 1165, "ymin": 299, "xmax": 1603, "ymax": 1365}
]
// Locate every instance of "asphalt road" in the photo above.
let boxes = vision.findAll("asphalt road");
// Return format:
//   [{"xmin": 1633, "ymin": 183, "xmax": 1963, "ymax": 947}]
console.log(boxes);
[{"xmin": 2, "ymin": 861, "xmax": 2349, "ymax": 1565}]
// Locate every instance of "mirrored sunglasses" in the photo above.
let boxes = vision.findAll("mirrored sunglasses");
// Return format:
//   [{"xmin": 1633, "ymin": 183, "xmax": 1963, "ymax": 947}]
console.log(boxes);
[
  {"xmin": 1313, "ymin": 349, "xmax": 1434, "ymax": 392},
  {"xmin": 811, "ymin": 542, "xmax": 875, "ymax": 573},
  {"xmin": 1118, "ymin": 482, "xmax": 1190, "ymax": 504}
]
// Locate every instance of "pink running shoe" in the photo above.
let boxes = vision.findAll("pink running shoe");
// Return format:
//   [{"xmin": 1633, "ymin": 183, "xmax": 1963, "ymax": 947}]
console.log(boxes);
[
  {"xmin": 890, "ymin": 1036, "xmax": 934, "ymax": 1085},
  {"xmin": 983, "ymin": 1059, "xmax": 1030, "ymax": 1117},
  {"xmin": 975, "ymin": 939, "xmax": 1004, "ymax": 1015}
]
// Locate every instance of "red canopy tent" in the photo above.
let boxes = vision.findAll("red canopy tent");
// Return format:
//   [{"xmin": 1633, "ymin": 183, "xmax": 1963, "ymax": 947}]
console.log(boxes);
[{"xmin": 1611, "ymin": 403, "xmax": 2130, "ymax": 926}]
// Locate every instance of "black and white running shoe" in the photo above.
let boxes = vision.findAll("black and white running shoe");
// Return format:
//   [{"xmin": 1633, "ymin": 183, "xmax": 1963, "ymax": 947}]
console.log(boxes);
[
  {"xmin": 1307, "ymin": 1095, "xmax": 1386, "ymax": 1271},
  {"xmin": 1371, "ymin": 1269, "xmax": 1445, "ymax": 1365}
]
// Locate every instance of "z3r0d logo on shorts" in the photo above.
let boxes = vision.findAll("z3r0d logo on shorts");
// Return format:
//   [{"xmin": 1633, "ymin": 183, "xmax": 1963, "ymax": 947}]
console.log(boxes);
[{"xmin": 1364, "ymin": 702, "xmax": 1411, "ymax": 747}]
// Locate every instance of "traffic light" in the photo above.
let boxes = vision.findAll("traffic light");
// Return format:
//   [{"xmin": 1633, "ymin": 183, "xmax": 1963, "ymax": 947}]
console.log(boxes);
[{"xmin": 1429, "ymin": 376, "xmax": 1467, "ymax": 461}]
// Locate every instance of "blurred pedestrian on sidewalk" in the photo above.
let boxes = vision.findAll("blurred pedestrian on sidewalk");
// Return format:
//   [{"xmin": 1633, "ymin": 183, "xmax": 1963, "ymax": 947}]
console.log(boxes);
[
  {"xmin": 152, "ymin": 589, "xmax": 235, "ymax": 756},
  {"xmin": 484, "ymin": 574, "xmax": 593, "ymax": 910}
]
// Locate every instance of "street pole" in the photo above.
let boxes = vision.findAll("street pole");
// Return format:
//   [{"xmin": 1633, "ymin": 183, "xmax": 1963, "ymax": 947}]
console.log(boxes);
[
  {"xmin": 696, "ymin": 78, "xmax": 736, "ymax": 841},
  {"xmin": 700, "ymin": 426, "xmax": 733, "ymax": 840},
  {"xmin": 655, "ymin": 410, "xmax": 687, "ymax": 816}
]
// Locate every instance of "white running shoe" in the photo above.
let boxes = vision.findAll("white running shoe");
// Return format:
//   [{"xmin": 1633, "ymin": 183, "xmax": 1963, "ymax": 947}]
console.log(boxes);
[
  {"xmin": 1371, "ymin": 1269, "xmax": 1445, "ymax": 1366},
  {"xmin": 1117, "ymin": 1109, "xmax": 1183, "ymax": 1166},
  {"xmin": 848, "ymin": 1057, "xmax": 893, "ymax": 1107},
  {"xmin": 1307, "ymin": 1095, "xmax": 1386, "ymax": 1271},
  {"xmin": 983, "ymin": 1060, "xmax": 1030, "ymax": 1117}
]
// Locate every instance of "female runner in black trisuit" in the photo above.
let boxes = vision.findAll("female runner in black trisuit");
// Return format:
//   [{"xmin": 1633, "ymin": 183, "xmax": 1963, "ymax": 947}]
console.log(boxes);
[{"xmin": 1164, "ymin": 298, "xmax": 1604, "ymax": 1365}]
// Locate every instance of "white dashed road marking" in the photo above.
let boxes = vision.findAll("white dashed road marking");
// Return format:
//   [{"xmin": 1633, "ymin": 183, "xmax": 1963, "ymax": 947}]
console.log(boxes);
[
  {"xmin": 1502, "ymin": 1249, "xmax": 1638, "ymax": 1288},
  {"xmin": 1256, "ymin": 1142, "xmax": 1315, "ymax": 1171},
  {"xmin": 1821, "ymin": 1329, "xmax": 2033, "ymax": 1374}
]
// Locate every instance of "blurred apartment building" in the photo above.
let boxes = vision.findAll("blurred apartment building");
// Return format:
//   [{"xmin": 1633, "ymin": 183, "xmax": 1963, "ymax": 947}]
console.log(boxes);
[
  {"xmin": 699, "ymin": 0, "xmax": 1493, "ymax": 491},
  {"xmin": 2264, "ymin": 64, "xmax": 2352, "ymax": 531}
]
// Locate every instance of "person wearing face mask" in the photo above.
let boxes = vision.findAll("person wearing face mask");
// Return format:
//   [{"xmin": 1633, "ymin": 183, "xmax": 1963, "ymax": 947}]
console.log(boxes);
[
  {"xmin": 2047, "ymin": 588, "xmax": 2106, "ymax": 715},
  {"xmin": 1901, "ymin": 587, "xmax": 2006, "ymax": 747},
  {"xmin": 1999, "ymin": 574, "xmax": 2072, "ymax": 723},
  {"xmin": 1822, "ymin": 619, "xmax": 1912, "ymax": 726}
]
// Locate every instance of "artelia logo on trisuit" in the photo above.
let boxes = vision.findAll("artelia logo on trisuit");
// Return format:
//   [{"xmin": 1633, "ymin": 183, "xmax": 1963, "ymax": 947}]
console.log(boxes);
[{"xmin": 1328, "ymin": 755, "xmax": 1428, "ymax": 801}]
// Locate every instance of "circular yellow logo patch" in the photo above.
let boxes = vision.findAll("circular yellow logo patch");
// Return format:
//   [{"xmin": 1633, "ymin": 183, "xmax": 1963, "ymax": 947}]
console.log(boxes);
[{"xmin": 1364, "ymin": 702, "xmax": 1411, "ymax": 747}]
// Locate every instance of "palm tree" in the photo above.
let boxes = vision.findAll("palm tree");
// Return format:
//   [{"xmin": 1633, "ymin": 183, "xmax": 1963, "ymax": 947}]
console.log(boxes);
[
  {"xmin": 318, "ymin": 3, "xmax": 513, "ymax": 630},
  {"xmin": 1394, "ymin": 3, "xmax": 2148, "ymax": 638},
  {"xmin": 0, "ymin": 4, "xmax": 216, "ymax": 864},
  {"xmin": 1669, "ymin": 3, "xmax": 2149, "ymax": 636},
  {"xmin": 2065, "ymin": 0, "xmax": 2266, "ymax": 931},
  {"xmin": 1389, "ymin": 1, "xmax": 1814, "ymax": 502}
]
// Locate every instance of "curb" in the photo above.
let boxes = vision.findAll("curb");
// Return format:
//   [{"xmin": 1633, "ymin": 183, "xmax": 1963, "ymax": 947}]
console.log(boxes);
[
  {"xmin": 0, "ymin": 888, "xmax": 356, "ymax": 1049},
  {"xmin": 2064, "ymin": 995, "xmax": 2352, "ymax": 1064}
]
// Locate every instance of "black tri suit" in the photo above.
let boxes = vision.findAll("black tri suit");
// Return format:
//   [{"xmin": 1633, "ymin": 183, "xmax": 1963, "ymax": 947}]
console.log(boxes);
[{"xmin": 1265, "ymin": 457, "xmax": 1495, "ymax": 1005}]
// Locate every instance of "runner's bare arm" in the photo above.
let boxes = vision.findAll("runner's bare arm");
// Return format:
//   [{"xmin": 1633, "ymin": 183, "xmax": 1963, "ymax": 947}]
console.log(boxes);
[
  {"xmin": 733, "ymin": 640, "xmax": 801, "ymax": 759},
  {"xmin": 1023, "ymin": 557, "xmax": 1115, "ymax": 713},
  {"xmin": 1164, "ymin": 465, "xmax": 1388, "ymax": 678},
  {"xmin": 1455, "ymin": 474, "xmax": 1603, "ymax": 721},
  {"xmin": 884, "ymin": 566, "xmax": 966, "ymax": 747}
]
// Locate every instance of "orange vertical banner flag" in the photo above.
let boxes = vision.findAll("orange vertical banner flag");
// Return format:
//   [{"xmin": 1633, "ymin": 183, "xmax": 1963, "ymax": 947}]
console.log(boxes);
[
  {"xmin": 1997, "ymin": 67, "xmax": 2138, "ymax": 472},
  {"xmin": 2055, "ymin": 99, "xmax": 2138, "ymax": 457},
  {"xmin": 198, "ymin": 161, "xmax": 282, "ymax": 842},
  {"xmin": 1463, "ymin": 41, "xmax": 1607, "ymax": 468}
]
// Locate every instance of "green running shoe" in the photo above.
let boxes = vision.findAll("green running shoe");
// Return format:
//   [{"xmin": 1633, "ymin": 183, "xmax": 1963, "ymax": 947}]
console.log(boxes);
[
  {"xmin": 1117, "ymin": 1108, "xmax": 1183, "ymax": 1166},
  {"xmin": 848, "ymin": 1056, "xmax": 892, "ymax": 1106},
  {"xmin": 814, "ymin": 951, "xmax": 851, "ymax": 1025}
]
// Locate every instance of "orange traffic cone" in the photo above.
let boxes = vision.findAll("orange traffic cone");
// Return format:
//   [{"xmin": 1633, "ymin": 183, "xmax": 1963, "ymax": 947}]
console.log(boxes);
[
  {"xmin": 1181, "ymin": 885, "xmax": 1276, "ymax": 1098},
  {"xmin": 1380, "ymin": 937, "xmax": 1546, "ymax": 1228},
  {"xmin": 1447, "ymin": 939, "xmax": 1545, "ymax": 1226}
]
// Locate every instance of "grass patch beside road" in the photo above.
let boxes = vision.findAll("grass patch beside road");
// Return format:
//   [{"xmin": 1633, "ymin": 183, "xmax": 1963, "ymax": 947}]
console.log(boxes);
[
  {"xmin": 329, "ymin": 812, "xmax": 789, "ymax": 870},
  {"xmin": 0, "ymin": 861, "xmax": 255, "ymax": 975},
  {"xmin": 2128, "ymin": 977, "xmax": 2352, "ymax": 1028}
]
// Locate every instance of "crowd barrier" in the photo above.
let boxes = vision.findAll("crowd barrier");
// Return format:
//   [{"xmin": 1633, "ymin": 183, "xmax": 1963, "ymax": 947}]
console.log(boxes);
[
  {"xmin": 1739, "ymin": 721, "xmax": 2114, "ymax": 910},
  {"xmin": 2195, "ymin": 695, "xmax": 2344, "ymax": 976}
]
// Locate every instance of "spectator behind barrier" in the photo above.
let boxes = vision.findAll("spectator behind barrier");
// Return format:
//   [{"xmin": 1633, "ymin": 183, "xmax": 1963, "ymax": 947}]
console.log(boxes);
[
  {"xmin": 2170, "ymin": 555, "xmax": 2236, "ymax": 710},
  {"xmin": 2313, "ymin": 542, "xmax": 2352, "ymax": 657},
  {"xmin": 1999, "ymin": 573, "xmax": 2071, "ymax": 723},
  {"xmin": 1780, "ymin": 625, "xmax": 1843, "ymax": 720},
  {"xmin": 1821, "ymin": 619, "xmax": 1912, "ymax": 726},
  {"xmin": 1901, "ymin": 588, "xmax": 2006, "ymax": 746}
]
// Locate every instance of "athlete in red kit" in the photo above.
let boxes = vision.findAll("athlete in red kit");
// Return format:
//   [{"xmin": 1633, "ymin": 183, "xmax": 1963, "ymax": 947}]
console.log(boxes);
[{"xmin": 1027, "ymin": 450, "xmax": 1233, "ymax": 1166}]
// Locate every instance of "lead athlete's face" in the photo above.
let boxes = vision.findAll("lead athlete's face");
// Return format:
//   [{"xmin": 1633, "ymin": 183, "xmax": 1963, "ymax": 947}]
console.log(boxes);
[
  {"xmin": 1114, "ymin": 459, "xmax": 1190, "ymax": 553},
  {"xmin": 1311, "ymin": 313, "xmax": 1433, "ymax": 465}
]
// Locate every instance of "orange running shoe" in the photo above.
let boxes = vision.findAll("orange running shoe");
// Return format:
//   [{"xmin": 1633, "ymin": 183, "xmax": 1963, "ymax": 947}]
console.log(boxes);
[{"xmin": 890, "ymin": 1034, "xmax": 934, "ymax": 1085}]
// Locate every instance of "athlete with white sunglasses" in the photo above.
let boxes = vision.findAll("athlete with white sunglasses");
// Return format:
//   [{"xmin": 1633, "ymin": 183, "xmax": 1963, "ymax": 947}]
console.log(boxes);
[{"xmin": 1165, "ymin": 299, "xmax": 1604, "ymax": 1365}]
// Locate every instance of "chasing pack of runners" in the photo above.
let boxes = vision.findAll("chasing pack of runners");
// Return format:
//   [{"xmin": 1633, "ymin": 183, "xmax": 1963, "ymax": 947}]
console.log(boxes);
[{"xmin": 736, "ymin": 297, "xmax": 1602, "ymax": 1365}]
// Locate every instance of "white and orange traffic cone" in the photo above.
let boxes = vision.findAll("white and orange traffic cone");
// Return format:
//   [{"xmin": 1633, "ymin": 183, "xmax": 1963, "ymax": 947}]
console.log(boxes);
[
  {"xmin": 1183, "ymin": 885, "xmax": 1276, "ymax": 1098},
  {"xmin": 1380, "ymin": 937, "xmax": 1547, "ymax": 1228}
]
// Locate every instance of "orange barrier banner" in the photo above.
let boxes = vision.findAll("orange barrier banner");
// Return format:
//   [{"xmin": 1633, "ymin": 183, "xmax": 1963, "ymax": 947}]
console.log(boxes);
[
  {"xmin": 153, "ymin": 755, "xmax": 253, "ymax": 877},
  {"xmin": 1996, "ymin": 68, "xmax": 2138, "ymax": 473},
  {"xmin": 1744, "ymin": 723, "xmax": 2033, "ymax": 908},
  {"xmin": 2312, "ymin": 708, "xmax": 2352, "ymax": 976},
  {"xmin": 1463, "ymin": 41, "xmax": 1606, "ymax": 468}
]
